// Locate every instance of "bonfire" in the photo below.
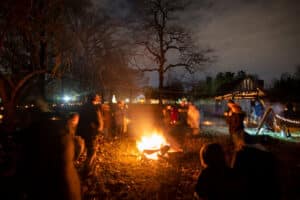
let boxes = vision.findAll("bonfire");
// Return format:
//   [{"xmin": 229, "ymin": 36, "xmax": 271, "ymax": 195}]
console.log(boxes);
[{"xmin": 136, "ymin": 131, "xmax": 171, "ymax": 160}]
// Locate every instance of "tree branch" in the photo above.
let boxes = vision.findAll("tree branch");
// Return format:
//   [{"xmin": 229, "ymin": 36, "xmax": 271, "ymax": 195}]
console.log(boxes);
[
  {"xmin": 164, "ymin": 63, "xmax": 190, "ymax": 72},
  {"xmin": 11, "ymin": 69, "xmax": 48, "ymax": 102},
  {"xmin": 144, "ymin": 42, "xmax": 161, "ymax": 59}
]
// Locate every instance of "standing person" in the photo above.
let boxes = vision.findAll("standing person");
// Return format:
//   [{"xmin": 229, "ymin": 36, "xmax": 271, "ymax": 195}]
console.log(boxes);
[
  {"xmin": 101, "ymin": 103, "xmax": 112, "ymax": 139},
  {"xmin": 194, "ymin": 143, "xmax": 234, "ymax": 200},
  {"xmin": 187, "ymin": 103, "xmax": 200, "ymax": 135},
  {"xmin": 170, "ymin": 105, "xmax": 179, "ymax": 125},
  {"xmin": 76, "ymin": 93, "xmax": 103, "ymax": 175},
  {"xmin": 254, "ymin": 99, "xmax": 265, "ymax": 124},
  {"xmin": 224, "ymin": 100, "xmax": 245, "ymax": 152},
  {"xmin": 113, "ymin": 101, "xmax": 126, "ymax": 138},
  {"xmin": 162, "ymin": 105, "xmax": 171, "ymax": 126},
  {"xmin": 284, "ymin": 102, "xmax": 296, "ymax": 118}
]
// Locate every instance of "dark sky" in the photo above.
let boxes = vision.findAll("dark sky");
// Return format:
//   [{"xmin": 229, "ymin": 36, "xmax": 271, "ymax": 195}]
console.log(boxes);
[
  {"xmin": 185, "ymin": 0, "xmax": 300, "ymax": 85},
  {"xmin": 100, "ymin": 0, "xmax": 300, "ymax": 86}
]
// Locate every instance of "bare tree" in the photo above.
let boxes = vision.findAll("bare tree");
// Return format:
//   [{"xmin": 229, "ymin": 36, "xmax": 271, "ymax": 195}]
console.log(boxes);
[
  {"xmin": 66, "ymin": 3, "xmax": 144, "ymax": 99},
  {"xmin": 0, "ymin": 0, "xmax": 87, "ymax": 131},
  {"xmin": 131, "ymin": 0, "xmax": 212, "ymax": 102}
]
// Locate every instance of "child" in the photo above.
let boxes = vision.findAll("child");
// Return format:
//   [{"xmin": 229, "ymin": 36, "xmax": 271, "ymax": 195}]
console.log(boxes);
[{"xmin": 194, "ymin": 143, "xmax": 234, "ymax": 200}]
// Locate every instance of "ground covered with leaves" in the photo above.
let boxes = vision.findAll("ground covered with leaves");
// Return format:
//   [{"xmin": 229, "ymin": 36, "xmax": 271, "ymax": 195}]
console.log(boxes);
[
  {"xmin": 79, "ymin": 127, "xmax": 232, "ymax": 200},
  {"xmin": 78, "ymin": 125, "xmax": 300, "ymax": 200}
]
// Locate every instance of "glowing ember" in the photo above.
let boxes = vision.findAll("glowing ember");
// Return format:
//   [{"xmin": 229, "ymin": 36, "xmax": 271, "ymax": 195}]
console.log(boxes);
[{"xmin": 136, "ymin": 132, "xmax": 169, "ymax": 160}]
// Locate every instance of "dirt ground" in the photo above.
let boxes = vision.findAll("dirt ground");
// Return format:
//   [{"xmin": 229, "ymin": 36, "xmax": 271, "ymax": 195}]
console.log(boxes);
[
  {"xmin": 80, "ymin": 128, "xmax": 229, "ymax": 200},
  {"xmin": 79, "ymin": 105, "xmax": 300, "ymax": 200}
]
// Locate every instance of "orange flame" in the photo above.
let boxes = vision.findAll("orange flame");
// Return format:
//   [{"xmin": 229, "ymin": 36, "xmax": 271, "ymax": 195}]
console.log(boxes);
[{"xmin": 136, "ymin": 132, "xmax": 168, "ymax": 160}]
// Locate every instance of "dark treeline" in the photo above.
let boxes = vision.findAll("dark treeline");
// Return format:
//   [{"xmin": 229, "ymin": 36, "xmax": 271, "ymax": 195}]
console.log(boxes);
[
  {"xmin": 267, "ymin": 65, "xmax": 300, "ymax": 102},
  {"xmin": 190, "ymin": 68, "xmax": 300, "ymax": 101},
  {"xmin": 142, "ymin": 68, "xmax": 300, "ymax": 102}
]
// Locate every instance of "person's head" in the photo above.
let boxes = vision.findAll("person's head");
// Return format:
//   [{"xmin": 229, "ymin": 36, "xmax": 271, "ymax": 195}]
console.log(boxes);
[
  {"xmin": 227, "ymin": 99, "xmax": 234, "ymax": 106},
  {"xmin": 68, "ymin": 113, "xmax": 79, "ymax": 127},
  {"xmin": 200, "ymin": 143, "xmax": 226, "ymax": 168},
  {"xmin": 87, "ymin": 93, "xmax": 101, "ymax": 105},
  {"xmin": 227, "ymin": 100, "xmax": 242, "ymax": 113},
  {"xmin": 94, "ymin": 94, "xmax": 102, "ymax": 104},
  {"xmin": 255, "ymin": 100, "xmax": 260, "ymax": 106},
  {"xmin": 286, "ymin": 102, "xmax": 294, "ymax": 110},
  {"xmin": 117, "ymin": 100, "xmax": 124, "ymax": 108}
]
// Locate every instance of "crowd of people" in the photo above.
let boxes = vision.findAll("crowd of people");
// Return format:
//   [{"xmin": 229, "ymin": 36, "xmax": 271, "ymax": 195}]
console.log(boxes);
[
  {"xmin": 0, "ymin": 94, "xmax": 282, "ymax": 200},
  {"xmin": 194, "ymin": 99, "xmax": 280, "ymax": 200},
  {"xmin": 161, "ymin": 102, "xmax": 200, "ymax": 135}
]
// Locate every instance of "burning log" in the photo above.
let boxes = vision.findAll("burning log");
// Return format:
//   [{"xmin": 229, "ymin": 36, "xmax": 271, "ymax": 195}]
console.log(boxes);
[
  {"xmin": 137, "ymin": 132, "xmax": 172, "ymax": 160},
  {"xmin": 142, "ymin": 145, "xmax": 170, "ymax": 157},
  {"xmin": 143, "ymin": 149, "xmax": 160, "ymax": 155},
  {"xmin": 136, "ymin": 131, "xmax": 183, "ymax": 160},
  {"xmin": 160, "ymin": 145, "xmax": 170, "ymax": 156}
]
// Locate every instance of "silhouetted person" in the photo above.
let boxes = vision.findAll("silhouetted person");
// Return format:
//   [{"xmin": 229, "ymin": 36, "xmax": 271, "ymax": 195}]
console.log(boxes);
[
  {"xmin": 194, "ymin": 143, "xmax": 234, "ymax": 200},
  {"xmin": 76, "ymin": 93, "xmax": 103, "ymax": 175},
  {"xmin": 232, "ymin": 144, "xmax": 281, "ymax": 200},
  {"xmin": 284, "ymin": 102, "xmax": 296, "ymax": 119},
  {"xmin": 18, "ymin": 114, "xmax": 81, "ymax": 200}
]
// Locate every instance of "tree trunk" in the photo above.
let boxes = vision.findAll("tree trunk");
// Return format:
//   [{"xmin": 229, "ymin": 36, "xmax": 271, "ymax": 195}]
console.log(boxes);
[
  {"xmin": 39, "ymin": 36, "xmax": 47, "ymax": 99},
  {"xmin": 159, "ymin": 70, "xmax": 164, "ymax": 104},
  {"xmin": 2, "ymin": 101, "xmax": 16, "ymax": 133},
  {"xmin": 1, "ymin": 70, "xmax": 47, "ymax": 132}
]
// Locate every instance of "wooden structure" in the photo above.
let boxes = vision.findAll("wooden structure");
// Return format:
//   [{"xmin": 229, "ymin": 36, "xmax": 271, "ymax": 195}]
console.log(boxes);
[
  {"xmin": 215, "ymin": 77, "xmax": 265, "ymax": 101},
  {"xmin": 255, "ymin": 107, "xmax": 300, "ymax": 136},
  {"xmin": 213, "ymin": 77, "xmax": 266, "ymax": 119}
]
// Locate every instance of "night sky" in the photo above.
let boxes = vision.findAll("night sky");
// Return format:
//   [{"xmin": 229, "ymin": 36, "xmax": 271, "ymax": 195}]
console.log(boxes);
[
  {"xmin": 101, "ymin": 0, "xmax": 300, "ymax": 86},
  {"xmin": 186, "ymin": 0, "xmax": 300, "ymax": 85}
]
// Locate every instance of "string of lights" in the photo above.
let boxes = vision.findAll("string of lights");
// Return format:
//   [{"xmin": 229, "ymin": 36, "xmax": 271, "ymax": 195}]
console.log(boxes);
[{"xmin": 275, "ymin": 114, "xmax": 300, "ymax": 126}]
